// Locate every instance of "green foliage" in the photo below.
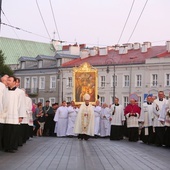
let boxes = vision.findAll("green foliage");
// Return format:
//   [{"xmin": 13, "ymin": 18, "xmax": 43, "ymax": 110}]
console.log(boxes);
[{"xmin": 0, "ymin": 50, "xmax": 14, "ymax": 76}]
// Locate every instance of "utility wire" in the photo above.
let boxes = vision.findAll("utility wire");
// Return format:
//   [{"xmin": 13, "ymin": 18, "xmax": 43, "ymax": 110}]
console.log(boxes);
[
  {"xmin": 36, "ymin": 0, "xmax": 52, "ymax": 40},
  {"xmin": 127, "ymin": 0, "xmax": 149, "ymax": 43},
  {"xmin": 1, "ymin": 9, "xmax": 31, "ymax": 58},
  {"xmin": 1, "ymin": 22, "xmax": 50, "ymax": 40},
  {"xmin": 117, "ymin": 0, "xmax": 135, "ymax": 44},
  {"xmin": 49, "ymin": 0, "xmax": 61, "ymax": 41},
  {"xmin": 0, "ymin": 0, "xmax": 2, "ymax": 31}
]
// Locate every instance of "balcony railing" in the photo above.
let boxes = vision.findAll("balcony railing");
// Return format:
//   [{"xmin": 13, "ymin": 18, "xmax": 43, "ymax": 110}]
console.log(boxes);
[{"xmin": 25, "ymin": 88, "xmax": 39, "ymax": 97}]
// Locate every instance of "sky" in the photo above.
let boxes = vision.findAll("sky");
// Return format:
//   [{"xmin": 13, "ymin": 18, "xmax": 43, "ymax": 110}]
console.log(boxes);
[{"xmin": 1, "ymin": 0, "xmax": 170, "ymax": 47}]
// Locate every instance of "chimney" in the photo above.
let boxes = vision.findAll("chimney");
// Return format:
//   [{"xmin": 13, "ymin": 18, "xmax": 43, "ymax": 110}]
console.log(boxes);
[
  {"xmin": 107, "ymin": 46, "xmax": 115, "ymax": 51},
  {"xmin": 141, "ymin": 43, "xmax": 148, "ymax": 53},
  {"xmin": 69, "ymin": 45, "xmax": 80, "ymax": 55},
  {"xmin": 166, "ymin": 41, "xmax": 170, "ymax": 52},
  {"xmin": 119, "ymin": 46, "xmax": 128, "ymax": 54},
  {"xmin": 80, "ymin": 49, "xmax": 89, "ymax": 59},
  {"xmin": 114, "ymin": 45, "xmax": 120, "ymax": 51},
  {"xmin": 90, "ymin": 48, "xmax": 98, "ymax": 56},
  {"xmin": 123, "ymin": 43, "xmax": 133, "ymax": 50},
  {"xmin": 99, "ymin": 47, "xmax": 108, "ymax": 56},
  {"xmin": 134, "ymin": 42, "xmax": 141, "ymax": 50},
  {"xmin": 79, "ymin": 44, "xmax": 86, "ymax": 49},
  {"xmin": 143, "ymin": 41, "xmax": 152, "ymax": 48}
]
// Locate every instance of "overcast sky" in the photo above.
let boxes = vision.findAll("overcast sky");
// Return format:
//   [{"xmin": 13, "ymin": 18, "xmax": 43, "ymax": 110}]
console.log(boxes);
[{"xmin": 1, "ymin": 0, "xmax": 170, "ymax": 47}]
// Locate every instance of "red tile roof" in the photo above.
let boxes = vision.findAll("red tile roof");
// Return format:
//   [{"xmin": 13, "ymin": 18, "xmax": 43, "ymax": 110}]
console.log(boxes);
[{"xmin": 62, "ymin": 45, "xmax": 169, "ymax": 67}]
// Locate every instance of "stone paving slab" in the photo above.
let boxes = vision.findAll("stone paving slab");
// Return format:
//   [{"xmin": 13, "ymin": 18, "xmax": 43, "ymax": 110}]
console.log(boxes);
[{"xmin": 0, "ymin": 137, "xmax": 170, "ymax": 170}]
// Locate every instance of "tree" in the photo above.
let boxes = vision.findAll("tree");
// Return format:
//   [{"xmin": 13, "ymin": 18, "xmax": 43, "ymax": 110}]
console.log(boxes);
[{"xmin": 0, "ymin": 50, "xmax": 13, "ymax": 76}]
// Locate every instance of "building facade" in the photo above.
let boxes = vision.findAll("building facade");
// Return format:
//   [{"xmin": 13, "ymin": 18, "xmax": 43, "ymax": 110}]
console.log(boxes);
[{"xmin": 14, "ymin": 41, "xmax": 170, "ymax": 107}]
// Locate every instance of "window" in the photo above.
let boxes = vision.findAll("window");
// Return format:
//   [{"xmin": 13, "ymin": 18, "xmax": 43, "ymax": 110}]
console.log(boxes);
[
  {"xmin": 38, "ymin": 98, "xmax": 44, "ymax": 106},
  {"xmin": 100, "ymin": 76, "xmax": 105, "ymax": 88},
  {"xmin": 32, "ymin": 98, "xmax": 37, "ymax": 104},
  {"xmin": 112, "ymin": 75, "xmax": 117, "ymax": 87},
  {"xmin": 49, "ymin": 97, "xmax": 55, "ymax": 105},
  {"xmin": 67, "ymin": 77, "xmax": 72, "ymax": 88},
  {"xmin": 136, "ymin": 75, "xmax": 142, "ymax": 87},
  {"xmin": 67, "ymin": 97, "xmax": 71, "ymax": 102},
  {"xmin": 124, "ymin": 75, "xmax": 129, "ymax": 87},
  {"xmin": 38, "ymin": 60, "xmax": 43, "ymax": 68},
  {"xmin": 123, "ymin": 96, "xmax": 129, "ymax": 108},
  {"xmin": 21, "ymin": 61, "xmax": 25, "ymax": 69},
  {"xmin": 165, "ymin": 74, "xmax": 170, "ymax": 86},
  {"xmin": 100, "ymin": 96, "xmax": 105, "ymax": 105},
  {"xmin": 31, "ymin": 77, "xmax": 38, "ymax": 93},
  {"xmin": 24, "ymin": 77, "xmax": 30, "ymax": 89},
  {"xmin": 151, "ymin": 74, "xmax": 158, "ymax": 87},
  {"xmin": 50, "ymin": 76, "xmax": 56, "ymax": 89},
  {"xmin": 39, "ymin": 76, "xmax": 45, "ymax": 89}
]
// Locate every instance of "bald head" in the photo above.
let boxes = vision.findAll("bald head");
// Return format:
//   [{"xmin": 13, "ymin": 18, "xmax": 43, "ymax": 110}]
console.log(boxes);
[{"xmin": 1, "ymin": 75, "xmax": 9, "ymax": 86}]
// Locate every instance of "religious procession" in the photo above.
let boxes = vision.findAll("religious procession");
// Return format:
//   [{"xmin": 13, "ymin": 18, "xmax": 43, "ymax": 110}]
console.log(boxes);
[{"xmin": 1, "ymin": 74, "xmax": 170, "ymax": 154}]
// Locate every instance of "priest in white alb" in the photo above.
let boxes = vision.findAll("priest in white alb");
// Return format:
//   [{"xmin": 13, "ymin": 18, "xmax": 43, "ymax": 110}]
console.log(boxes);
[
  {"xmin": 93, "ymin": 100, "xmax": 101, "ymax": 137},
  {"xmin": 54, "ymin": 101, "xmax": 68, "ymax": 137},
  {"xmin": 66, "ymin": 101, "xmax": 78, "ymax": 137},
  {"xmin": 74, "ymin": 93, "xmax": 95, "ymax": 140}
]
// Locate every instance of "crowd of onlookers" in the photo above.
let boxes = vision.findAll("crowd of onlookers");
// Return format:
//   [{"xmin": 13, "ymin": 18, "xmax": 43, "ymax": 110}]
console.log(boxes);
[{"xmin": 1, "ymin": 74, "xmax": 170, "ymax": 153}]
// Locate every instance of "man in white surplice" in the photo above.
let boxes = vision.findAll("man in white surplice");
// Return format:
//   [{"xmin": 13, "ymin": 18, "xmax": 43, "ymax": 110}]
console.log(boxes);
[
  {"xmin": 54, "ymin": 101, "xmax": 68, "ymax": 137},
  {"xmin": 153, "ymin": 91, "xmax": 168, "ymax": 146},
  {"xmin": 66, "ymin": 101, "xmax": 78, "ymax": 136},
  {"xmin": 110, "ymin": 97, "xmax": 125, "ymax": 140},
  {"xmin": 93, "ymin": 100, "xmax": 101, "ymax": 137},
  {"xmin": 139, "ymin": 95, "xmax": 154, "ymax": 144}
]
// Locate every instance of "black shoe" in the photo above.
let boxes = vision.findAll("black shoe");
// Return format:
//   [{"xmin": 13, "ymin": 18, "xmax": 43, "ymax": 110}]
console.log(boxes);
[{"xmin": 5, "ymin": 149, "xmax": 15, "ymax": 153}]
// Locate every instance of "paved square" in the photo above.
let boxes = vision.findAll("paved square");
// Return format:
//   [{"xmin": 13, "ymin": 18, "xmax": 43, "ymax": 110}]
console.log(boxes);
[{"xmin": 0, "ymin": 137, "xmax": 170, "ymax": 170}]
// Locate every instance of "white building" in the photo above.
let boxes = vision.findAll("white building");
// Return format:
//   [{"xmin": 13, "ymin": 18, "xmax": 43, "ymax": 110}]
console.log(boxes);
[{"xmin": 14, "ymin": 41, "xmax": 170, "ymax": 107}]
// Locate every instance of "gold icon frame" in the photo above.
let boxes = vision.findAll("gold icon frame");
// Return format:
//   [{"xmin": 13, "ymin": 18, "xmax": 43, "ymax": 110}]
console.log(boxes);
[{"xmin": 73, "ymin": 62, "xmax": 98, "ymax": 105}]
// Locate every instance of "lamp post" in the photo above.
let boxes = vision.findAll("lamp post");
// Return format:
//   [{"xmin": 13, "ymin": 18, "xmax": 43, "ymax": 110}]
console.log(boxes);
[
  {"xmin": 129, "ymin": 57, "xmax": 137, "ymax": 96},
  {"xmin": 106, "ymin": 58, "xmax": 116, "ymax": 104}
]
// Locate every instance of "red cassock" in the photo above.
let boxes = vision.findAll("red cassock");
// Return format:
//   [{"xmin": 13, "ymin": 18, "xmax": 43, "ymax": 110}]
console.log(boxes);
[{"xmin": 124, "ymin": 104, "xmax": 141, "ymax": 116}]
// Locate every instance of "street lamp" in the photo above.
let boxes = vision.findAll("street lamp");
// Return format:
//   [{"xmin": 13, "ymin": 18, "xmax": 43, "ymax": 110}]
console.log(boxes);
[
  {"xmin": 105, "ymin": 58, "xmax": 116, "ymax": 104},
  {"xmin": 129, "ymin": 56, "xmax": 138, "ymax": 95}
]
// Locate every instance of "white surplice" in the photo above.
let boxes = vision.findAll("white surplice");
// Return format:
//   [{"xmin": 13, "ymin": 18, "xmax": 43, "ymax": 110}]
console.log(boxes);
[
  {"xmin": 66, "ymin": 106, "xmax": 78, "ymax": 136},
  {"xmin": 93, "ymin": 105, "xmax": 101, "ymax": 135},
  {"xmin": 54, "ymin": 106, "xmax": 68, "ymax": 137}
]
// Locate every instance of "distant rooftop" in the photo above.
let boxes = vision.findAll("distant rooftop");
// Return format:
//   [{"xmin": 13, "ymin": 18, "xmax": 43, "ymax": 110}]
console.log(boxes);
[
  {"xmin": 0, "ymin": 37, "xmax": 55, "ymax": 65},
  {"xmin": 62, "ymin": 44, "xmax": 170, "ymax": 67}
]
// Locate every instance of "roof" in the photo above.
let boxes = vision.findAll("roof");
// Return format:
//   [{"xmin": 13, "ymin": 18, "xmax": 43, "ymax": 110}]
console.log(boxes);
[
  {"xmin": 19, "ymin": 56, "xmax": 37, "ymax": 62},
  {"xmin": 54, "ymin": 53, "xmax": 79, "ymax": 59},
  {"xmin": 0, "ymin": 37, "xmax": 55, "ymax": 65},
  {"xmin": 36, "ymin": 55, "xmax": 55, "ymax": 60},
  {"xmin": 62, "ymin": 45, "xmax": 169, "ymax": 67}
]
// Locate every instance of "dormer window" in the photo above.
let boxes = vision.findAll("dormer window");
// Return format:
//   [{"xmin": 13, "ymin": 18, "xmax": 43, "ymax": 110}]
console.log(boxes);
[
  {"xmin": 38, "ymin": 60, "xmax": 43, "ymax": 68},
  {"xmin": 21, "ymin": 61, "xmax": 25, "ymax": 69}
]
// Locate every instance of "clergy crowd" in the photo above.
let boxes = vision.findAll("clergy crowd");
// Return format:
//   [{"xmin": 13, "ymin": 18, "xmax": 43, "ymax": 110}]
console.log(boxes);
[{"xmin": 1, "ymin": 74, "xmax": 170, "ymax": 153}]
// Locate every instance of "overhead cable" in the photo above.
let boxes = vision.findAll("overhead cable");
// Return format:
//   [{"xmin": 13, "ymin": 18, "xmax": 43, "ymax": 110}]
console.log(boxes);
[
  {"xmin": 117, "ymin": 0, "xmax": 135, "ymax": 44},
  {"xmin": 1, "ymin": 9, "xmax": 31, "ymax": 57},
  {"xmin": 36, "ymin": 0, "xmax": 52, "ymax": 40},
  {"xmin": 127, "ymin": 0, "xmax": 149, "ymax": 43},
  {"xmin": 1, "ymin": 22, "xmax": 50, "ymax": 40},
  {"xmin": 49, "ymin": 0, "xmax": 61, "ymax": 40}
]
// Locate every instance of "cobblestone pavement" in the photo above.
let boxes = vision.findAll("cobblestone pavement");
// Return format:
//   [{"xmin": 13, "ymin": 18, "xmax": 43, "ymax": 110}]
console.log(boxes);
[{"xmin": 0, "ymin": 137, "xmax": 170, "ymax": 170}]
